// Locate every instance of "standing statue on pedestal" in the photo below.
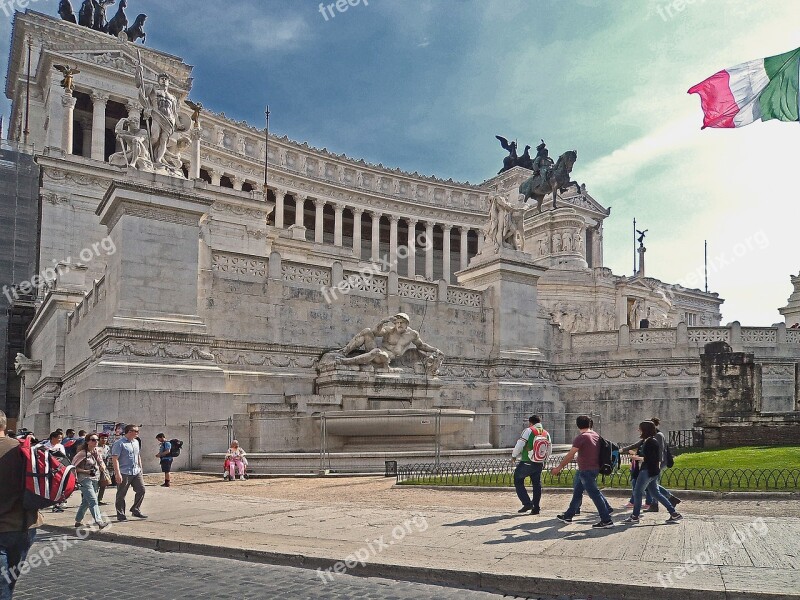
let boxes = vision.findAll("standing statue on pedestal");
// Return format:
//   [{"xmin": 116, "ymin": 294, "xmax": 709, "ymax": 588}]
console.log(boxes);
[
  {"xmin": 321, "ymin": 313, "xmax": 444, "ymax": 376},
  {"xmin": 485, "ymin": 193, "xmax": 526, "ymax": 253},
  {"xmin": 133, "ymin": 50, "xmax": 188, "ymax": 177}
]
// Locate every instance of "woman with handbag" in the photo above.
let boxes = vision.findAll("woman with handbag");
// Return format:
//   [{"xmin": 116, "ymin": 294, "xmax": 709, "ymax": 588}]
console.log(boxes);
[{"xmin": 72, "ymin": 434, "xmax": 110, "ymax": 529}]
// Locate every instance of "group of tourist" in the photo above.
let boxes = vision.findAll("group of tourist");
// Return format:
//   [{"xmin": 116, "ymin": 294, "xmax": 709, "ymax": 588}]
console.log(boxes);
[{"xmin": 512, "ymin": 414, "xmax": 683, "ymax": 528}]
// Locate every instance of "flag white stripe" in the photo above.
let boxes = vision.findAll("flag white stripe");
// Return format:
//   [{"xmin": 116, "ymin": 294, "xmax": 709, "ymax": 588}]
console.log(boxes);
[{"xmin": 727, "ymin": 59, "xmax": 770, "ymax": 127}]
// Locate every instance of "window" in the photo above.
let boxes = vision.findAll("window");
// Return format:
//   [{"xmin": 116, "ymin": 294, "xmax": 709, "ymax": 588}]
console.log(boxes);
[{"xmin": 684, "ymin": 312, "xmax": 697, "ymax": 326}]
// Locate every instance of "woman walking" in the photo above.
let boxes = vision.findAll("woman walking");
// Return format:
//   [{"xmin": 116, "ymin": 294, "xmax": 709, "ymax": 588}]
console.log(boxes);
[
  {"xmin": 622, "ymin": 421, "xmax": 683, "ymax": 525},
  {"xmin": 72, "ymin": 434, "xmax": 110, "ymax": 529}
]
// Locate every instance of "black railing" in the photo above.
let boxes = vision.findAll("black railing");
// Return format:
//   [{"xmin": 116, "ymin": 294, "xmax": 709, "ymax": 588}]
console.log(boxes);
[
  {"xmin": 669, "ymin": 429, "xmax": 704, "ymax": 449},
  {"xmin": 396, "ymin": 458, "xmax": 800, "ymax": 492}
]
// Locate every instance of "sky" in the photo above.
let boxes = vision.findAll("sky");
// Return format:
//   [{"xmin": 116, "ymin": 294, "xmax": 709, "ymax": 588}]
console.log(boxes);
[{"xmin": 1, "ymin": 0, "xmax": 798, "ymax": 325}]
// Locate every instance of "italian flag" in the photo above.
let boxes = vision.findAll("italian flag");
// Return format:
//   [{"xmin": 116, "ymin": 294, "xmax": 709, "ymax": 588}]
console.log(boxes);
[{"xmin": 688, "ymin": 46, "xmax": 800, "ymax": 129}]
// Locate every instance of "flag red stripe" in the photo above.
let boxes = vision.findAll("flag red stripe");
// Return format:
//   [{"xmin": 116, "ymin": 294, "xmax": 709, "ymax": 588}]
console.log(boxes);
[{"xmin": 687, "ymin": 70, "xmax": 739, "ymax": 129}]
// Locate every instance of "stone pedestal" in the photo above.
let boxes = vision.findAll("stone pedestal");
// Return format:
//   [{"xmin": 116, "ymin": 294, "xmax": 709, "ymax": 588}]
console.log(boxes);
[
  {"xmin": 457, "ymin": 248, "xmax": 547, "ymax": 359},
  {"xmin": 457, "ymin": 248, "xmax": 556, "ymax": 447},
  {"xmin": 525, "ymin": 207, "xmax": 588, "ymax": 269},
  {"xmin": 96, "ymin": 175, "xmax": 212, "ymax": 334}
]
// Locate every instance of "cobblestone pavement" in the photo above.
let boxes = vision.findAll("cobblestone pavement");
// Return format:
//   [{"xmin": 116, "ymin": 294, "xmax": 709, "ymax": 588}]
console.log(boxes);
[{"xmin": 12, "ymin": 532, "xmax": 596, "ymax": 600}]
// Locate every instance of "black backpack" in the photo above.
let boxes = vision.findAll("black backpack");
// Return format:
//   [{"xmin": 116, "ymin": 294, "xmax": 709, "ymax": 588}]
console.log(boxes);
[
  {"xmin": 598, "ymin": 436, "xmax": 619, "ymax": 476},
  {"xmin": 168, "ymin": 439, "xmax": 183, "ymax": 457}
]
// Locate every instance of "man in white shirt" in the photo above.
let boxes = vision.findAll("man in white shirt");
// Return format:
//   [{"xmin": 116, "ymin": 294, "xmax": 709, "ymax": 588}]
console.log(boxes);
[{"xmin": 510, "ymin": 415, "xmax": 551, "ymax": 515}]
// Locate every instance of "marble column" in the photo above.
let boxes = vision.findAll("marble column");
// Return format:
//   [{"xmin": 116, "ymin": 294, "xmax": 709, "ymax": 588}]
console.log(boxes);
[
  {"xmin": 189, "ymin": 128, "xmax": 202, "ymax": 179},
  {"xmin": 273, "ymin": 189, "xmax": 285, "ymax": 228},
  {"xmin": 389, "ymin": 215, "xmax": 399, "ymax": 272},
  {"xmin": 442, "ymin": 225, "xmax": 452, "ymax": 283},
  {"xmin": 295, "ymin": 195, "xmax": 306, "ymax": 227},
  {"xmin": 371, "ymin": 211, "xmax": 382, "ymax": 262},
  {"xmin": 425, "ymin": 222, "xmax": 435, "ymax": 280},
  {"xmin": 333, "ymin": 204, "xmax": 344, "ymax": 247},
  {"xmin": 61, "ymin": 92, "xmax": 76, "ymax": 155},
  {"xmin": 406, "ymin": 219, "xmax": 417, "ymax": 278},
  {"xmin": 90, "ymin": 92, "xmax": 108, "ymax": 161},
  {"xmin": 78, "ymin": 116, "xmax": 92, "ymax": 158},
  {"xmin": 459, "ymin": 227, "xmax": 469, "ymax": 271},
  {"xmin": 352, "ymin": 208, "xmax": 364, "ymax": 258},
  {"xmin": 231, "ymin": 175, "xmax": 244, "ymax": 191},
  {"xmin": 314, "ymin": 198, "xmax": 325, "ymax": 243}
]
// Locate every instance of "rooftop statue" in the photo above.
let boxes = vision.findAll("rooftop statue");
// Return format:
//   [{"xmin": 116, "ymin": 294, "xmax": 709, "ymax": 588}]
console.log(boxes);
[
  {"xmin": 58, "ymin": 0, "xmax": 77, "ymax": 23},
  {"xmin": 125, "ymin": 13, "xmax": 147, "ymax": 44},
  {"xmin": 53, "ymin": 65, "xmax": 80, "ymax": 92},
  {"xmin": 485, "ymin": 193, "xmax": 526, "ymax": 253},
  {"xmin": 185, "ymin": 99, "xmax": 203, "ymax": 129},
  {"xmin": 636, "ymin": 229, "xmax": 648, "ymax": 246},
  {"xmin": 519, "ymin": 144, "xmax": 580, "ymax": 213},
  {"xmin": 61, "ymin": 0, "xmax": 144, "ymax": 43},
  {"xmin": 495, "ymin": 135, "xmax": 518, "ymax": 174},
  {"xmin": 321, "ymin": 313, "xmax": 444, "ymax": 376},
  {"xmin": 517, "ymin": 145, "xmax": 534, "ymax": 170},
  {"xmin": 106, "ymin": 0, "xmax": 128, "ymax": 37}
]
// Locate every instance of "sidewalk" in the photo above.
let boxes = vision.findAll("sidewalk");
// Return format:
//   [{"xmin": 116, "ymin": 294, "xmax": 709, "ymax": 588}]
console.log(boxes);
[{"xmin": 42, "ymin": 475, "xmax": 800, "ymax": 600}]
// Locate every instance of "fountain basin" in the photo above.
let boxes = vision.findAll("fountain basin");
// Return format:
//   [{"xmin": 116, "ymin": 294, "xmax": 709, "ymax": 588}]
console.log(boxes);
[{"xmin": 319, "ymin": 409, "xmax": 475, "ymax": 437}]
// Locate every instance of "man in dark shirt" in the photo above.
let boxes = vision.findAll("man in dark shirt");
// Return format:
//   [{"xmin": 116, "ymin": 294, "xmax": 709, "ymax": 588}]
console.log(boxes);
[
  {"xmin": 551, "ymin": 415, "xmax": 614, "ymax": 528},
  {"xmin": 0, "ymin": 410, "xmax": 42, "ymax": 598}
]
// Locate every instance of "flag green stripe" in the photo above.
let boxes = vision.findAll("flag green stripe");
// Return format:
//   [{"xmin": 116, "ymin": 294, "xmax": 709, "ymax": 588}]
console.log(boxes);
[{"xmin": 759, "ymin": 47, "xmax": 800, "ymax": 122}]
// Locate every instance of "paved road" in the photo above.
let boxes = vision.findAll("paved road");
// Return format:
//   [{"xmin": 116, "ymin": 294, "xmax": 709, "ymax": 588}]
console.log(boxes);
[{"xmin": 12, "ymin": 532, "xmax": 598, "ymax": 600}]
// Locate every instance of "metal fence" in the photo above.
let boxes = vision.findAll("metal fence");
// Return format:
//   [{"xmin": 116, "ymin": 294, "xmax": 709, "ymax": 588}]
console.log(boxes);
[
  {"xmin": 184, "ymin": 410, "xmax": 603, "ymax": 474},
  {"xmin": 396, "ymin": 458, "xmax": 800, "ymax": 492},
  {"xmin": 669, "ymin": 429, "xmax": 705, "ymax": 450}
]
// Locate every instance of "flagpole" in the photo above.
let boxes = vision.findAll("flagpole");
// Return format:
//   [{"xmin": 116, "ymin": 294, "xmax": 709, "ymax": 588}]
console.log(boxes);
[
  {"xmin": 704, "ymin": 240, "xmax": 708, "ymax": 293},
  {"xmin": 263, "ymin": 105, "xmax": 270, "ymax": 194},
  {"xmin": 633, "ymin": 218, "xmax": 637, "ymax": 275}
]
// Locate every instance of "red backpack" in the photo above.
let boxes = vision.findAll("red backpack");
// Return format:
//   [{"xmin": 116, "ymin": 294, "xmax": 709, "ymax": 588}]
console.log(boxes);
[{"xmin": 19, "ymin": 437, "xmax": 77, "ymax": 509}]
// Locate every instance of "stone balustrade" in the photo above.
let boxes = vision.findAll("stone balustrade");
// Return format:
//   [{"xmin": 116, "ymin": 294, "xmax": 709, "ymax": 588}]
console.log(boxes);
[
  {"xmin": 566, "ymin": 323, "xmax": 799, "ymax": 355},
  {"xmin": 211, "ymin": 250, "xmax": 483, "ymax": 308}
]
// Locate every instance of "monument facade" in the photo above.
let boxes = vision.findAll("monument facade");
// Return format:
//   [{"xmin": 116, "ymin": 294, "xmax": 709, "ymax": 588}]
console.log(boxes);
[{"xmin": 3, "ymin": 10, "xmax": 798, "ymax": 470}]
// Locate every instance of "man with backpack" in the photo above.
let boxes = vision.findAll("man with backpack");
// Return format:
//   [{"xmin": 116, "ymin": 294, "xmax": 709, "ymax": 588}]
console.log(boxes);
[
  {"xmin": 0, "ymin": 410, "xmax": 42, "ymax": 599},
  {"xmin": 155, "ymin": 433, "xmax": 173, "ymax": 488},
  {"xmin": 510, "ymin": 415, "xmax": 551, "ymax": 515},
  {"xmin": 551, "ymin": 415, "xmax": 615, "ymax": 529}
]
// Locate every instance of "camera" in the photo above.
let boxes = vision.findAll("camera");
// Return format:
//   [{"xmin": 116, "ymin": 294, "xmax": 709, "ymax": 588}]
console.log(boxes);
[{"xmin": 89, "ymin": 468, "xmax": 97, "ymax": 477}]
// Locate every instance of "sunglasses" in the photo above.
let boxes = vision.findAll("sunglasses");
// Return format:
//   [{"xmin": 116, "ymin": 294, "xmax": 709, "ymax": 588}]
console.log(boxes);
[{"xmin": 88, "ymin": 438, "xmax": 99, "ymax": 442}]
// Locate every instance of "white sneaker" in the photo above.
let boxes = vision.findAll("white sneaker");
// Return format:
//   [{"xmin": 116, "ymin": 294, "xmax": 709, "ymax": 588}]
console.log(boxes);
[{"xmin": 239, "ymin": 475, "xmax": 245, "ymax": 480}]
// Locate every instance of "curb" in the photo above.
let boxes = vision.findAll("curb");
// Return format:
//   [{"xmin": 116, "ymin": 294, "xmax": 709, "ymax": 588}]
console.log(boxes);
[
  {"xmin": 41, "ymin": 525, "xmax": 798, "ymax": 600},
  {"xmin": 392, "ymin": 484, "xmax": 800, "ymax": 500}
]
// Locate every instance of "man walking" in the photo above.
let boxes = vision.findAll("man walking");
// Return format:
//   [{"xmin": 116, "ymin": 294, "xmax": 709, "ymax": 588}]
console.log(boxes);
[
  {"xmin": 551, "ymin": 415, "xmax": 615, "ymax": 529},
  {"xmin": 111, "ymin": 424, "xmax": 147, "ymax": 521},
  {"xmin": 155, "ymin": 433, "xmax": 172, "ymax": 488},
  {"xmin": 0, "ymin": 410, "xmax": 42, "ymax": 599},
  {"xmin": 511, "ymin": 415, "xmax": 551, "ymax": 515}
]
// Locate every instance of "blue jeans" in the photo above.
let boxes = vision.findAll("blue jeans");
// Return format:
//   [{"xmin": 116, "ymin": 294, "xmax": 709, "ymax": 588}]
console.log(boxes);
[
  {"xmin": 75, "ymin": 478, "xmax": 103, "ymax": 524},
  {"xmin": 629, "ymin": 472, "xmax": 655, "ymax": 505},
  {"xmin": 0, "ymin": 529, "xmax": 36, "ymax": 600},
  {"xmin": 632, "ymin": 468, "xmax": 676, "ymax": 517},
  {"xmin": 647, "ymin": 473, "xmax": 674, "ymax": 507},
  {"xmin": 513, "ymin": 462, "xmax": 543, "ymax": 510},
  {"xmin": 564, "ymin": 470, "xmax": 611, "ymax": 522}
]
